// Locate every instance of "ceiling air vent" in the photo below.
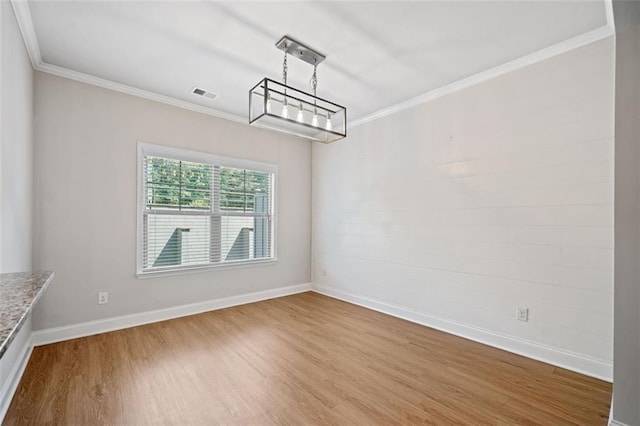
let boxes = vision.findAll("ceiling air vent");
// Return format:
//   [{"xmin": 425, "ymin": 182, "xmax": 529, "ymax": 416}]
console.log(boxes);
[{"xmin": 191, "ymin": 87, "xmax": 218, "ymax": 101}]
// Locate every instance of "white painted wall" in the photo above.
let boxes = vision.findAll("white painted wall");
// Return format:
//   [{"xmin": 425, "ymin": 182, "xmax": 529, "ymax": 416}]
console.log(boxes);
[
  {"xmin": 0, "ymin": 2, "xmax": 35, "ymax": 417},
  {"xmin": 0, "ymin": 315, "xmax": 32, "ymax": 419},
  {"xmin": 1, "ymin": 1, "xmax": 34, "ymax": 273},
  {"xmin": 312, "ymin": 38, "xmax": 615, "ymax": 379},
  {"xmin": 32, "ymin": 72, "xmax": 311, "ymax": 330}
]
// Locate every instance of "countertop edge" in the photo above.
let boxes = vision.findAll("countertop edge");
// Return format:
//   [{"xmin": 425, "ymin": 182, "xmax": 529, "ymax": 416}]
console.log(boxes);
[{"xmin": 0, "ymin": 271, "xmax": 54, "ymax": 359}]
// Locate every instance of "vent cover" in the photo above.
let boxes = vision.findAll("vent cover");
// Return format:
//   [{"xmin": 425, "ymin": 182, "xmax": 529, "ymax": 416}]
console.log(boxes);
[{"xmin": 191, "ymin": 87, "xmax": 218, "ymax": 100}]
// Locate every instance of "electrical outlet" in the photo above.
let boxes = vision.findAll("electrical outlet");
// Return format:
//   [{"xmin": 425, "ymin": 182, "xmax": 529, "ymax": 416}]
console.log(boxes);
[
  {"xmin": 98, "ymin": 292, "xmax": 109, "ymax": 305},
  {"xmin": 322, "ymin": 268, "xmax": 327, "ymax": 277},
  {"xmin": 517, "ymin": 307, "xmax": 529, "ymax": 322}
]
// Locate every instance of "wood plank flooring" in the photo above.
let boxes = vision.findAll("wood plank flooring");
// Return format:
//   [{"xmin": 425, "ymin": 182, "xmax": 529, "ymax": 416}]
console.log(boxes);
[{"xmin": 4, "ymin": 292, "xmax": 611, "ymax": 425}]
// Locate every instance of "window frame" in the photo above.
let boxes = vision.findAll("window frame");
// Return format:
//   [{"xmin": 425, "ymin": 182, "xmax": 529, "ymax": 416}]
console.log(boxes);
[{"xmin": 136, "ymin": 142, "xmax": 278, "ymax": 278}]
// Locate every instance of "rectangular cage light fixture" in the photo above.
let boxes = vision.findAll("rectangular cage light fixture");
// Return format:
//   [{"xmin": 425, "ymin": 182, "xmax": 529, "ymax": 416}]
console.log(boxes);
[
  {"xmin": 249, "ymin": 78, "xmax": 346, "ymax": 143},
  {"xmin": 248, "ymin": 35, "xmax": 347, "ymax": 143}
]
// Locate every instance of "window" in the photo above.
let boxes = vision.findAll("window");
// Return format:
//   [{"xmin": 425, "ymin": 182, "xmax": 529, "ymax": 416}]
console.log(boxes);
[{"xmin": 137, "ymin": 143, "xmax": 276, "ymax": 276}]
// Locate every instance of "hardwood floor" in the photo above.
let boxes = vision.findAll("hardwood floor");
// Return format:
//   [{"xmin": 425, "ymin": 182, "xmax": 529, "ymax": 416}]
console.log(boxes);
[{"xmin": 4, "ymin": 292, "xmax": 611, "ymax": 425}]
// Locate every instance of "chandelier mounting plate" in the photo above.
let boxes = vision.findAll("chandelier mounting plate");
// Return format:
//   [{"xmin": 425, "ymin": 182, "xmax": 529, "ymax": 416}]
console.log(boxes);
[
  {"xmin": 276, "ymin": 35, "xmax": 326, "ymax": 66},
  {"xmin": 249, "ymin": 35, "xmax": 345, "ymax": 143}
]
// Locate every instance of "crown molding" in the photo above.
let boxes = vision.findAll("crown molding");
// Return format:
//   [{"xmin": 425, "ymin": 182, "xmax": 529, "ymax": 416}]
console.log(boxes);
[
  {"xmin": 9, "ymin": 0, "xmax": 246, "ymax": 125},
  {"xmin": 350, "ymin": 24, "xmax": 614, "ymax": 129},
  {"xmin": 10, "ymin": 0, "xmax": 41, "ymax": 67},
  {"xmin": 604, "ymin": 0, "xmax": 615, "ymax": 30},
  {"xmin": 35, "ymin": 62, "xmax": 247, "ymax": 124},
  {"xmin": 11, "ymin": 0, "xmax": 615, "ymax": 131}
]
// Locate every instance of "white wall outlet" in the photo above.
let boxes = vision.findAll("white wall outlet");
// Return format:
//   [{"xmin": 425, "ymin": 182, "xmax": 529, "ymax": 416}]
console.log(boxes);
[
  {"xmin": 322, "ymin": 268, "xmax": 327, "ymax": 277},
  {"xmin": 517, "ymin": 307, "xmax": 529, "ymax": 322},
  {"xmin": 98, "ymin": 292, "xmax": 109, "ymax": 305}
]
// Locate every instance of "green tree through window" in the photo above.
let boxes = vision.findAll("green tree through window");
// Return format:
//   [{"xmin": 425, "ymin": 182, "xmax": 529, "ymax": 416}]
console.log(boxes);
[
  {"xmin": 220, "ymin": 167, "xmax": 270, "ymax": 212},
  {"xmin": 146, "ymin": 159, "xmax": 270, "ymax": 213},
  {"xmin": 139, "ymin": 145, "xmax": 275, "ymax": 274},
  {"xmin": 146, "ymin": 157, "xmax": 211, "ymax": 209}
]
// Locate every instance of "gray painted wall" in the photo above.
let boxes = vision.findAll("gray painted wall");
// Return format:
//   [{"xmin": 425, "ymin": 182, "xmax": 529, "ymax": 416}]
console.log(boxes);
[
  {"xmin": 613, "ymin": 2, "xmax": 640, "ymax": 424},
  {"xmin": 33, "ymin": 72, "xmax": 312, "ymax": 330}
]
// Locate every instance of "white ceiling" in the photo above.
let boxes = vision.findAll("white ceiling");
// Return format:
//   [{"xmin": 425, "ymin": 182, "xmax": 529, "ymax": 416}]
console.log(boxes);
[{"xmin": 24, "ymin": 1, "xmax": 609, "ymax": 123}]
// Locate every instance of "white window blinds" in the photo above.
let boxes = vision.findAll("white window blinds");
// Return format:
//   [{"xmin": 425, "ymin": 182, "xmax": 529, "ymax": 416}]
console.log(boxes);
[{"xmin": 138, "ymin": 144, "xmax": 275, "ymax": 275}]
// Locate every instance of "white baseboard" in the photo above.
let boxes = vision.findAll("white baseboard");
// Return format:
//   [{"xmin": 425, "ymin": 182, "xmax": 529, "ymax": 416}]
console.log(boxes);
[
  {"xmin": 610, "ymin": 420, "xmax": 631, "ymax": 426},
  {"xmin": 313, "ymin": 284, "xmax": 613, "ymax": 382},
  {"xmin": 32, "ymin": 283, "xmax": 312, "ymax": 346},
  {"xmin": 0, "ymin": 336, "xmax": 33, "ymax": 421},
  {"xmin": 608, "ymin": 399, "xmax": 632, "ymax": 426}
]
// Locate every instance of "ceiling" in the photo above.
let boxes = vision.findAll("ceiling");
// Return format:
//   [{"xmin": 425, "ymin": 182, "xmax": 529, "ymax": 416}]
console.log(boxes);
[{"xmin": 22, "ymin": 1, "xmax": 610, "ymax": 124}]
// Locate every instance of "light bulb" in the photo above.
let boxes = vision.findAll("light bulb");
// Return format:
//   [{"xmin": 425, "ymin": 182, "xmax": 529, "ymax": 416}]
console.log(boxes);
[
  {"xmin": 296, "ymin": 104, "xmax": 304, "ymax": 123},
  {"xmin": 266, "ymin": 94, "xmax": 272, "ymax": 114},
  {"xmin": 281, "ymin": 101, "xmax": 289, "ymax": 119},
  {"xmin": 311, "ymin": 110, "xmax": 319, "ymax": 127},
  {"xmin": 325, "ymin": 113, "xmax": 333, "ymax": 131}
]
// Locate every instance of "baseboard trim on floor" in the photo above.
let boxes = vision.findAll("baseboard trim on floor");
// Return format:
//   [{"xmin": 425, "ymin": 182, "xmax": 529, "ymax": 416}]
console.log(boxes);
[
  {"xmin": 32, "ymin": 283, "xmax": 312, "ymax": 346},
  {"xmin": 0, "ymin": 336, "xmax": 33, "ymax": 421},
  {"xmin": 313, "ymin": 284, "xmax": 612, "ymax": 382},
  {"xmin": 610, "ymin": 420, "xmax": 631, "ymax": 426}
]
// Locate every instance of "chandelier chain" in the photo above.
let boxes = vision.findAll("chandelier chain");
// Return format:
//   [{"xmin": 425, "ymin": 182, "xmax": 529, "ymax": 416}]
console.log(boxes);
[
  {"xmin": 282, "ymin": 49, "xmax": 288, "ymax": 86},
  {"xmin": 249, "ymin": 35, "xmax": 346, "ymax": 141},
  {"xmin": 310, "ymin": 62, "xmax": 318, "ymax": 97}
]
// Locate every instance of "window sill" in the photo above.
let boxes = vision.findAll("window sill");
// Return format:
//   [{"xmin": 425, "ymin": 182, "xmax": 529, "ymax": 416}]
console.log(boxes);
[{"xmin": 136, "ymin": 258, "xmax": 278, "ymax": 280}]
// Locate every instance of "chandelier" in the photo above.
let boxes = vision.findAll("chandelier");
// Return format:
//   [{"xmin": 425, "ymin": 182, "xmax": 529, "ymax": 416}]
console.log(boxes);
[{"xmin": 249, "ymin": 35, "xmax": 346, "ymax": 143}]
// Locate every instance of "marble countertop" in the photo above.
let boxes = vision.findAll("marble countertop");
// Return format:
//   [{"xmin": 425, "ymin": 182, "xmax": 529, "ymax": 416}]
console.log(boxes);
[{"xmin": 0, "ymin": 271, "xmax": 54, "ymax": 358}]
